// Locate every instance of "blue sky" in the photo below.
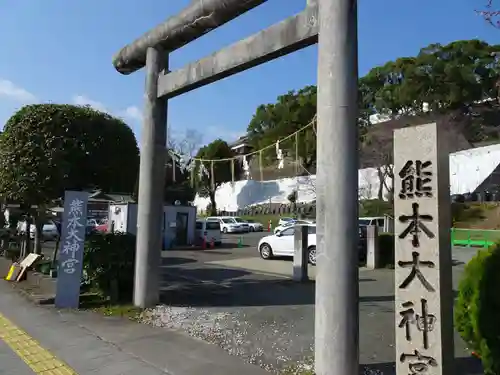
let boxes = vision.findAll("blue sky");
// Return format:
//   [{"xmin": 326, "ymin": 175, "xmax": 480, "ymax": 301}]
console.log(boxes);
[{"xmin": 0, "ymin": 0, "xmax": 497, "ymax": 147}]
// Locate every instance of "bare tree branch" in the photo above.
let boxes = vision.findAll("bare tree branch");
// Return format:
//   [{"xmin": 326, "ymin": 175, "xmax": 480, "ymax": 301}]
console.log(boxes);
[
  {"xmin": 167, "ymin": 125, "xmax": 202, "ymax": 157},
  {"xmin": 477, "ymin": 0, "xmax": 500, "ymax": 28}
]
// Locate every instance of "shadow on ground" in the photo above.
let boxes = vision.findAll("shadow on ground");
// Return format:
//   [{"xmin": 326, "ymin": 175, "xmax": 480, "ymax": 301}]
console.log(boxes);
[
  {"xmin": 160, "ymin": 266, "xmax": 381, "ymax": 307},
  {"xmin": 361, "ymin": 355, "xmax": 483, "ymax": 375},
  {"xmin": 160, "ymin": 257, "xmax": 197, "ymax": 266}
]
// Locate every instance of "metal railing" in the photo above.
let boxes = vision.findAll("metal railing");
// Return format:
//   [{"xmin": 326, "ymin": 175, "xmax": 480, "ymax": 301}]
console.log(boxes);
[{"xmin": 451, "ymin": 228, "xmax": 498, "ymax": 248}]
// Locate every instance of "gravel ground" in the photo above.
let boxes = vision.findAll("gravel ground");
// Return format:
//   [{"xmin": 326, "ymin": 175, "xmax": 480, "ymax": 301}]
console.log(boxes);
[
  {"xmin": 138, "ymin": 267, "xmax": 398, "ymax": 374},
  {"xmin": 138, "ymin": 248, "xmax": 483, "ymax": 375}
]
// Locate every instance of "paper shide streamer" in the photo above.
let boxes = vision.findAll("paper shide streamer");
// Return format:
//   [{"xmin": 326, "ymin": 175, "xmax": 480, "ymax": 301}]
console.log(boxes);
[
  {"xmin": 276, "ymin": 141, "xmax": 284, "ymax": 169},
  {"xmin": 230, "ymin": 159, "xmax": 235, "ymax": 189},
  {"xmin": 242, "ymin": 155, "xmax": 251, "ymax": 180},
  {"xmin": 165, "ymin": 116, "xmax": 317, "ymax": 191}
]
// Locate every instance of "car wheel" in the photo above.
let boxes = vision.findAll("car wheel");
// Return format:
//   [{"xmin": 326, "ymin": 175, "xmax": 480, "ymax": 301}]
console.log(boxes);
[
  {"xmin": 249, "ymin": 226, "xmax": 254, "ymax": 232},
  {"xmin": 259, "ymin": 243, "xmax": 273, "ymax": 260},
  {"xmin": 308, "ymin": 246, "xmax": 317, "ymax": 266},
  {"xmin": 223, "ymin": 227, "xmax": 228, "ymax": 234}
]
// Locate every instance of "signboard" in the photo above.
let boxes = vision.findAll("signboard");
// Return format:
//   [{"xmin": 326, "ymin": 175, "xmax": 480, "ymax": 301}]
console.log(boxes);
[
  {"xmin": 55, "ymin": 191, "xmax": 89, "ymax": 309},
  {"xmin": 393, "ymin": 123, "xmax": 454, "ymax": 375}
]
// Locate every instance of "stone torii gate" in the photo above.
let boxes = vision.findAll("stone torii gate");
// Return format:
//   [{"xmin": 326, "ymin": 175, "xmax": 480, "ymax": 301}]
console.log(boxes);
[{"xmin": 112, "ymin": 1, "xmax": 359, "ymax": 374}]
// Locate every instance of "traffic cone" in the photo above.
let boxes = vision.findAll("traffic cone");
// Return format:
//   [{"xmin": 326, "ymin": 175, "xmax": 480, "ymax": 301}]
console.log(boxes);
[
  {"xmin": 210, "ymin": 238, "xmax": 215, "ymax": 248},
  {"xmin": 237, "ymin": 236, "xmax": 243, "ymax": 248},
  {"xmin": 268, "ymin": 220, "xmax": 272, "ymax": 232},
  {"xmin": 202, "ymin": 235, "xmax": 207, "ymax": 249}
]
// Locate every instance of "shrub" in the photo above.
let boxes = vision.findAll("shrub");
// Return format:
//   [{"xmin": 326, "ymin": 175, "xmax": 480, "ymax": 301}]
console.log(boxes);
[
  {"xmin": 83, "ymin": 232, "xmax": 136, "ymax": 302},
  {"xmin": 451, "ymin": 202, "xmax": 488, "ymax": 226},
  {"xmin": 359, "ymin": 199, "xmax": 392, "ymax": 217},
  {"xmin": 378, "ymin": 233, "xmax": 394, "ymax": 268},
  {"xmin": 455, "ymin": 244, "xmax": 500, "ymax": 374}
]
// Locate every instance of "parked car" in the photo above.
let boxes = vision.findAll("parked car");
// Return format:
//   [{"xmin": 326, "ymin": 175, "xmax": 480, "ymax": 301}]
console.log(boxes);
[
  {"xmin": 87, "ymin": 218, "xmax": 100, "ymax": 227},
  {"xmin": 245, "ymin": 219, "xmax": 264, "ymax": 232},
  {"xmin": 232, "ymin": 217, "xmax": 250, "ymax": 232},
  {"xmin": 278, "ymin": 217, "xmax": 295, "ymax": 226},
  {"xmin": 18, "ymin": 220, "xmax": 59, "ymax": 241},
  {"xmin": 95, "ymin": 221, "xmax": 109, "ymax": 233},
  {"xmin": 359, "ymin": 217, "xmax": 385, "ymax": 231},
  {"xmin": 195, "ymin": 219, "xmax": 222, "ymax": 245},
  {"xmin": 206, "ymin": 216, "xmax": 247, "ymax": 233},
  {"xmin": 258, "ymin": 224, "xmax": 317, "ymax": 265},
  {"xmin": 274, "ymin": 219, "xmax": 314, "ymax": 234}
]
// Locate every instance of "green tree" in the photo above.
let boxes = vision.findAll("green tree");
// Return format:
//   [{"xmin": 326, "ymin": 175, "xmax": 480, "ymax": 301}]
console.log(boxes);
[
  {"xmin": 194, "ymin": 139, "xmax": 239, "ymax": 215},
  {"xmin": 361, "ymin": 40, "xmax": 500, "ymax": 117},
  {"xmin": 247, "ymin": 86, "xmax": 317, "ymax": 171},
  {"xmin": 0, "ymin": 104, "xmax": 139, "ymax": 252}
]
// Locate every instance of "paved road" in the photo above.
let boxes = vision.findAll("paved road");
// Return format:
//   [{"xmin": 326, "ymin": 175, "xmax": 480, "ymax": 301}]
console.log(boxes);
[
  {"xmin": 0, "ymin": 339, "xmax": 35, "ymax": 375},
  {"xmin": 0, "ymin": 280, "xmax": 268, "ymax": 375},
  {"xmin": 156, "ymin": 246, "xmax": 484, "ymax": 374}
]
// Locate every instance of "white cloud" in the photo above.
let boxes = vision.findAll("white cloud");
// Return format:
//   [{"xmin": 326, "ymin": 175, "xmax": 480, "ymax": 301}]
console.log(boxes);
[
  {"xmin": 71, "ymin": 95, "xmax": 142, "ymax": 124},
  {"xmin": 0, "ymin": 79, "xmax": 37, "ymax": 103},
  {"xmin": 206, "ymin": 125, "xmax": 245, "ymax": 143},
  {"xmin": 120, "ymin": 106, "xmax": 142, "ymax": 122},
  {"xmin": 72, "ymin": 95, "xmax": 107, "ymax": 112}
]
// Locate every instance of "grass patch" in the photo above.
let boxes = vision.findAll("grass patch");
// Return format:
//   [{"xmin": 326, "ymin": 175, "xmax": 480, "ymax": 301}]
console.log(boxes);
[
  {"xmin": 280, "ymin": 357, "xmax": 315, "ymax": 375},
  {"xmin": 452, "ymin": 202, "xmax": 499, "ymax": 228},
  {"xmin": 240, "ymin": 214, "xmax": 281, "ymax": 226},
  {"xmin": 78, "ymin": 293, "xmax": 142, "ymax": 321},
  {"xmin": 92, "ymin": 305, "xmax": 143, "ymax": 320}
]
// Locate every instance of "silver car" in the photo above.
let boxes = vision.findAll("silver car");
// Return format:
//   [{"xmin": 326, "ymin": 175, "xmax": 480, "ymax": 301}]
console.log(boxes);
[{"xmin": 245, "ymin": 219, "xmax": 264, "ymax": 232}]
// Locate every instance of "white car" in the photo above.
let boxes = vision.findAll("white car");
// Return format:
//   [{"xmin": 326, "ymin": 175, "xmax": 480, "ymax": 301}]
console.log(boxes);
[
  {"xmin": 245, "ymin": 219, "xmax": 264, "ymax": 232},
  {"xmin": 195, "ymin": 219, "xmax": 222, "ymax": 245},
  {"xmin": 18, "ymin": 220, "xmax": 59, "ymax": 241},
  {"xmin": 278, "ymin": 217, "xmax": 295, "ymax": 226},
  {"xmin": 232, "ymin": 217, "xmax": 250, "ymax": 232},
  {"xmin": 206, "ymin": 216, "xmax": 247, "ymax": 233},
  {"xmin": 274, "ymin": 219, "xmax": 314, "ymax": 234},
  {"xmin": 258, "ymin": 224, "xmax": 317, "ymax": 265}
]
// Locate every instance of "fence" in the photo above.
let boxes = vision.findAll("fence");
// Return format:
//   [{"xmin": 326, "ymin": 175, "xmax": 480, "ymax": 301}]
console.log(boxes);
[{"xmin": 451, "ymin": 228, "xmax": 499, "ymax": 248}]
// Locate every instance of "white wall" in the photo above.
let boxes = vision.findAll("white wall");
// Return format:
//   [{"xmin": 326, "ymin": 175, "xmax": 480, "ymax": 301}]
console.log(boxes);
[{"xmin": 193, "ymin": 143, "xmax": 500, "ymax": 212}]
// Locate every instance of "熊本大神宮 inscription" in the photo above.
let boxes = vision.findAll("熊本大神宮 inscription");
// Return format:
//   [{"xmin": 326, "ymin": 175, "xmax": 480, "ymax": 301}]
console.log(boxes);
[
  {"xmin": 393, "ymin": 122, "xmax": 454, "ymax": 375},
  {"xmin": 61, "ymin": 198, "xmax": 84, "ymax": 274},
  {"xmin": 399, "ymin": 160, "xmax": 433, "ymax": 200},
  {"xmin": 55, "ymin": 191, "xmax": 89, "ymax": 309}
]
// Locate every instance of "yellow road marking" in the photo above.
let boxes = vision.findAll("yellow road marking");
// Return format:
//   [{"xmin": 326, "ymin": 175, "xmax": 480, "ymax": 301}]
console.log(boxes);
[{"xmin": 0, "ymin": 313, "xmax": 78, "ymax": 374}]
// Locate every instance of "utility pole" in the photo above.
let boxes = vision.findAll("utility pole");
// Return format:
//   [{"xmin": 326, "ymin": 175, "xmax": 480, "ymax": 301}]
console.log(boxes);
[
  {"xmin": 315, "ymin": 1, "xmax": 359, "ymax": 375},
  {"xmin": 134, "ymin": 47, "xmax": 168, "ymax": 308}
]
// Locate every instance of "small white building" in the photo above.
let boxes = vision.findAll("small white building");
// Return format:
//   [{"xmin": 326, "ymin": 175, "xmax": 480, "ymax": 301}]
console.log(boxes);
[{"xmin": 108, "ymin": 203, "xmax": 197, "ymax": 249}]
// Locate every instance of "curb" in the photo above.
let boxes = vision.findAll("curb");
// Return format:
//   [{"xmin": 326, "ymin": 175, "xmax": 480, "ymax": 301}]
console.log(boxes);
[{"xmin": 3, "ymin": 279, "xmax": 55, "ymax": 305}]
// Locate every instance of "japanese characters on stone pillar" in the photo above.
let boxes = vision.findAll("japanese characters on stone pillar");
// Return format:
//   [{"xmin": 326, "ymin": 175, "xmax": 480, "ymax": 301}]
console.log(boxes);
[
  {"xmin": 55, "ymin": 190, "xmax": 89, "ymax": 309},
  {"xmin": 393, "ymin": 123, "xmax": 454, "ymax": 375}
]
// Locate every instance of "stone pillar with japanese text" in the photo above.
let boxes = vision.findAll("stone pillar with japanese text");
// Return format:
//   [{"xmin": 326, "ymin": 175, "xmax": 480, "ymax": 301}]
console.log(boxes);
[
  {"xmin": 55, "ymin": 190, "xmax": 89, "ymax": 309},
  {"xmin": 393, "ymin": 122, "xmax": 454, "ymax": 375}
]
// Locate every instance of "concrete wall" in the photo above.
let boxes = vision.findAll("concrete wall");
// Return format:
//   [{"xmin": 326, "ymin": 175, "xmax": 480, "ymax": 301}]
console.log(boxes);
[
  {"xmin": 163, "ymin": 205, "xmax": 197, "ymax": 249},
  {"xmin": 109, "ymin": 203, "xmax": 196, "ymax": 248}
]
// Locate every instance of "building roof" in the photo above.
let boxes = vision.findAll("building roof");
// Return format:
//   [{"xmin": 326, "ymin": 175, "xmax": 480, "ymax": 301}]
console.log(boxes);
[
  {"xmin": 88, "ymin": 190, "xmax": 134, "ymax": 203},
  {"xmin": 229, "ymin": 135, "xmax": 250, "ymax": 149}
]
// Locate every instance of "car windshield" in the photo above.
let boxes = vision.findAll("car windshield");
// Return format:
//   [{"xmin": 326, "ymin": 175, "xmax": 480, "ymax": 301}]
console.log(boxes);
[
  {"xmin": 246, "ymin": 219, "xmax": 254, "ymax": 223},
  {"xmin": 359, "ymin": 219, "xmax": 371, "ymax": 226},
  {"xmin": 206, "ymin": 222, "xmax": 220, "ymax": 230},
  {"xmin": 222, "ymin": 218, "xmax": 235, "ymax": 224},
  {"xmin": 234, "ymin": 218, "xmax": 246, "ymax": 223}
]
